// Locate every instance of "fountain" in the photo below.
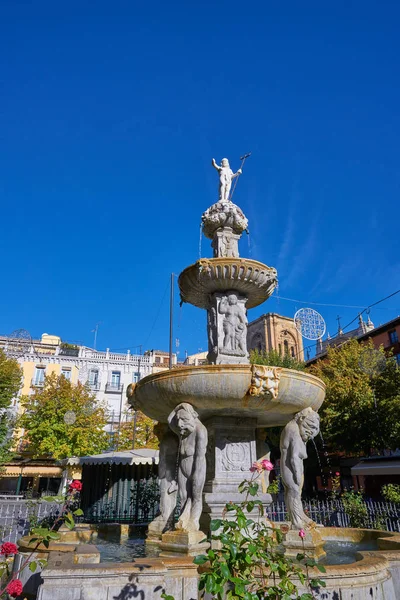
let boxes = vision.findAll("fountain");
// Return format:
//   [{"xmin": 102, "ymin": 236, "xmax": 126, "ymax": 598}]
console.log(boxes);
[
  {"xmin": 35, "ymin": 156, "xmax": 400, "ymax": 600},
  {"xmin": 129, "ymin": 156, "xmax": 326, "ymax": 558}
]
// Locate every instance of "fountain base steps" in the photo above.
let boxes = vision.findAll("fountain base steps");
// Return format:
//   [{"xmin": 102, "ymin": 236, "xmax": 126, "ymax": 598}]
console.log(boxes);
[
  {"xmin": 282, "ymin": 526, "xmax": 327, "ymax": 561},
  {"xmin": 159, "ymin": 530, "xmax": 210, "ymax": 557}
]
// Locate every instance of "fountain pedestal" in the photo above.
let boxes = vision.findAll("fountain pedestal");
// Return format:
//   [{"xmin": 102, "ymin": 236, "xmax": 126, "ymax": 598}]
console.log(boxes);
[
  {"xmin": 283, "ymin": 527, "xmax": 326, "ymax": 561},
  {"xmin": 159, "ymin": 530, "xmax": 209, "ymax": 558},
  {"xmin": 202, "ymin": 416, "xmax": 272, "ymax": 533}
]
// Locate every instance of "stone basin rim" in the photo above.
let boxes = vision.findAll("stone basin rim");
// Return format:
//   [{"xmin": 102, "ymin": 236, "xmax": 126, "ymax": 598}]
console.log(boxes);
[{"xmin": 134, "ymin": 363, "xmax": 326, "ymax": 390}]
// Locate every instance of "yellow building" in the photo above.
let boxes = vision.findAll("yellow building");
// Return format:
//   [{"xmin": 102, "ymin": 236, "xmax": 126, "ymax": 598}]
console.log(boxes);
[{"xmin": 247, "ymin": 313, "xmax": 304, "ymax": 360}]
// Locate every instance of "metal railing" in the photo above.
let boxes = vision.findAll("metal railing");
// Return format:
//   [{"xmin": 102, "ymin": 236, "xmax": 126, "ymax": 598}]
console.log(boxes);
[
  {"xmin": 268, "ymin": 499, "xmax": 400, "ymax": 533},
  {"xmin": 105, "ymin": 382, "xmax": 123, "ymax": 393},
  {"xmin": 0, "ymin": 501, "xmax": 63, "ymax": 543}
]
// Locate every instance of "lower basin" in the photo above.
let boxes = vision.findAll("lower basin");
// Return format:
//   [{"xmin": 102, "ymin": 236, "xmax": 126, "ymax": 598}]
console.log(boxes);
[{"xmin": 130, "ymin": 364, "xmax": 325, "ymax": 425}]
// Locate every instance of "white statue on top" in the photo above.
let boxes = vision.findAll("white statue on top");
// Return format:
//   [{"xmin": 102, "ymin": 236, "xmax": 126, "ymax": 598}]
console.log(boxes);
[{"xmin": 212, "ymin": 157, "xmax": 242, "ymax": 202}]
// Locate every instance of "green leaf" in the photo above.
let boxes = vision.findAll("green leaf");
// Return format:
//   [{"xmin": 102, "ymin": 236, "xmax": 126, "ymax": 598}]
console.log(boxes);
[
  {"xmin": 193, "ymin": 555, "xmax": 208, "ymax": 565},
  {"xmin": 73, "ymin": 508, "xmax": 84, "ymax": 516},
  {"xmin": 316, "ymin": 563, "xmax": 326, "ymax": 573},
  {"xmin": 42, "ymin": 539, "xmax": 50, "ymax": 548},
  {"xmin": 28, "ymin": 537, "xmax": 39, "ymax": 545},
  {"xmin": 296, "ymin": 553, "xmax": 305, "ymax": 561},
  {"xmin": 246, "ymin": 501, "xmax": 255, "ymax": 512},
  {"xmin": 300, "ymin": 595, "xmax": 314, "ymax": 600},
  {"xmin": 205, "ymin": 574, "xmax": 215, "ymax": 594},
  {"xmin": 210, "ymin": 519, "xmax": 222, "ymax": 531},
  {"xmin": 29, "ymin": 561, "xmax": 38, "ymax": 573},
  {"xmin": 220, "ymin": 562, "xmax": 230, "ymax": 579},
  {"xmin": 31, "ymin": 528, "xmax": 51, "ymax": 537},
  {"xmin": 47, "ymin": 531, "xmax": 61, "ymax": 540}
]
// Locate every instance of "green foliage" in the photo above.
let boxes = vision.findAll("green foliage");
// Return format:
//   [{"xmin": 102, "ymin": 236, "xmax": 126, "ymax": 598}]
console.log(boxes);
[
  {"xmin": 113, "ymin": 411, "xmax": 159, "ymax": 451},
  {"xmin": 308, "ymin": 340, "xmax": 400, "ymax": 455},
  {"xmin": 195, "ymin": 476, "xmax": 324, "ymax": 599},
  {"xmin": 18, "ymin": 373, "xmax": 109, "ymax": 459},
  {"xmin": 0, "ymin": 350, "xmax": 22, "ymax": 462},
  {"xmin": 381, "ymin": 484, "xmax": 400, "ymax": 504},
  {"xmin": 341, "ymin": 490, "xmax": 369, "ymax": 528},
  {"xmin": 251, "ymin": 349, "xmax": 306, "ymax": 371},
  {"xmin": 267, "ymin": 476, "xmax": 280, "ymax": 496}
]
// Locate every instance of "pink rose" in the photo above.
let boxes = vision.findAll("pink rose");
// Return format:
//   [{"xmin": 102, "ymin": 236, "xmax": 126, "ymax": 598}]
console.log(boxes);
[
  {"xmin": 298, "ymin": 529, "xmax": 306, "ymax": 539},
  {"xmin": 335, "ymin": 471, "xmax": 340, "ymax": 477},
  {"xmin": 249, "ymin": 461, "xmax": 263, "ymax": 473},
  {"xmin": 6, "ymin": 579, "xmax": 23, "ymax": 597},
  {"xmin": 260, "ymin": 459, "xmax": 274, "ymax": 471},
  {"xmin": 0, "ymin": 542, "xmax": 18, "ymax": 556}
]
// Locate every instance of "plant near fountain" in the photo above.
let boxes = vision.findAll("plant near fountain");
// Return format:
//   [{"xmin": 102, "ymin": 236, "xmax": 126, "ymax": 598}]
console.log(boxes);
[
  {"xmin": 0, "ymin": 480, "xmax": 83, "ymax": 598},
  {"xmin": 161, "ymin": 462, "xmax": 325, "ymax": 600}
]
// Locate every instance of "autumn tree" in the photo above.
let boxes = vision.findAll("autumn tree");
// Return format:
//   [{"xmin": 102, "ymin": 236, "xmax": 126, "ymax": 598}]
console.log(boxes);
[
  {"xmin": 18, "ymin": 373, "xmax": 109, "ymax": 459},
  {"xmin": 308, "ymin": 339, "xmax": 400, "ymax": 456},
  {"xmin": 113, "ymin": 411, "xmax": 159, "ymax": 451},
  {"xmin": 0, "ymin": 350, "xmax": 22, "ymax": 462}
]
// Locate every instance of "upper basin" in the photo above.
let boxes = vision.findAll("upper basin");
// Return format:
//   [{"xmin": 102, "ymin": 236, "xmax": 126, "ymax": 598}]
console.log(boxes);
[
  {"xmin": 178, "ymin": 258, "xmax": 278, "ymax": 309},
  {"xmin": 129, "ymin": 364, "xmax": 325, "ymax": 425}
]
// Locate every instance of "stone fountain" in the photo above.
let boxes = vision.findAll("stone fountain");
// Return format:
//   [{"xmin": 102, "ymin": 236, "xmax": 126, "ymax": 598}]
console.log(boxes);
[
  {"xmin": 35, "ymin": 157, "xmax": 400, "ymax": 600},
  {"xmin": 129, "ymin": 156, "xmax": 326, "ymax": 558}
]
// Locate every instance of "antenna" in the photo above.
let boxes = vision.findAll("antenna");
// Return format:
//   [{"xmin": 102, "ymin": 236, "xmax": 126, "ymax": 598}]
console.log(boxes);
[{"xmin": 91, "ymin": 323, "xmax": 101, "ymax": 350}]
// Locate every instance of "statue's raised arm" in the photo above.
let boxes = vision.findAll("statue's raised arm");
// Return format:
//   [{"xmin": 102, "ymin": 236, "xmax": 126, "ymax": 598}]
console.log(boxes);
[{"xmin": 211, "ymin": 158, "xmax": 221, "ymax": 171}]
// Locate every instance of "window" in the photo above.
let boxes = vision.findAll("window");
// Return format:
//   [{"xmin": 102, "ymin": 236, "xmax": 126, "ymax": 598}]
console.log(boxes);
[
  {"xmin": 89, "ymin": 369, "xmax": 99, "ymax": 386},
  {"xmin": 33, "ymin": 367, "xmax": 45, "ymax": 385},
  {"xmin": 278, "ymin": 343, "xmax": 282, "ymax": 355},
  {"xmin": 132, "ymin": 372, "xmax": 140, "ymax": 383},
  {"xmin": 110, "ymin": 371, "xmax": 121, "ymax": 387},
  {"xmin": 61, "ymin": 368, "xmax": 71, "ymax": 380},
  {"xmin": 290, "ymin": 346, "xmax": 295, "ymax": 357},
  {"xmin": 395, "ymin": 354, "xmax": 400, "ymax": 366},
  {"xmin": 284, "ymin": 340, "xmax": 289, "ymax": 355},
  {"xmin": 389, "ymin": 330, "xmax": 398, "ymax": 345},
  {"xmin": 155, "ymin": 356, "xmax": 161, "ymax": 364}
]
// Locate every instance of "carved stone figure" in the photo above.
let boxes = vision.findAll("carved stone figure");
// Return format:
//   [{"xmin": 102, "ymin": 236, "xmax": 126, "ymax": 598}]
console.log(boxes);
[
  {"xmin": 212, "ymin": 158, "xmax": 242, "ymax": 202},
  {"xmin": 280, "ymin": 408, "xmax": 320, "ymax": 529},
  {"xmin": 147, "ymin": 424, "xmax": 179, "ymax": 539},
  {"xmin": 211, "ymin": 227, "xmax": 240, "ymax": 258},
  {"xmin": 168, "ymin": 403, "xmax": 208, "ymax": 532},
  {"xmin": 249, "ymin": 365, "xmax": 281, "ymax": 400},
  {"xmin": 219, "ymin": 293, "xmax": 247, "ymax": 354}
]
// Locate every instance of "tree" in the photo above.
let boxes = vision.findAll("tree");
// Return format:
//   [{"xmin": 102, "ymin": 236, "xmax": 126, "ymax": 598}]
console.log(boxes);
[
  {"xmin": 308, "ymin": 339, "xmax": 400, "ymax": 456},
  {"xmin": 250, "ymin": 348, "xmax": 305, "ymax": 371},
  {"xmin": 18, "ymin": 373, "xmax": 109, "ymax": 459},
  {"xmin": 113, "ymin": 411, "xmax": 159, "ymax": 451},
  {"xmin": 0, "ymin": 350, "xmax": 22, "ymax": 462}
]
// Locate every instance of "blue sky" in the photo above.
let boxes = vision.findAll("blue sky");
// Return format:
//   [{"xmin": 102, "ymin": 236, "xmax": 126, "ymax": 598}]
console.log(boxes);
[{"xmin": 1, "ymin": 1, "xmax": 399, "ymax": 358}]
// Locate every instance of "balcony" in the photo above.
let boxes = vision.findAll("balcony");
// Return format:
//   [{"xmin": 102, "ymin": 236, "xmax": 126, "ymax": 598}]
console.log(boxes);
[
  {"xmin": 59, "ymin": 347, "xmax": 79, "ymax": 357},
  {"xmin": 88, "ymin": 381, "xmax": 101, "ymax": 391},
  {"xmin": 105, "ymin": 382, "xmax": 123, "ymax": 393}
]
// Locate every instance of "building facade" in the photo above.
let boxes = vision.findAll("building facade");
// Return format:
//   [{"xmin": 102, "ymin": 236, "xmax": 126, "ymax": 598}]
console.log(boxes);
[
  {"xmin": 315, "ymin": 314, "xmax": 375, "ymax": 357},
  {"xmin": 247, "ymin": 313, "xmax": 304, "ymax": 360}
]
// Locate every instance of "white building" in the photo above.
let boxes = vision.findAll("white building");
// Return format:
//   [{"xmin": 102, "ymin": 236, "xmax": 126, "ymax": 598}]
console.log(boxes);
[{"xmin": 0, "ymin": 334, "xmax": 153, "ymax": 436}]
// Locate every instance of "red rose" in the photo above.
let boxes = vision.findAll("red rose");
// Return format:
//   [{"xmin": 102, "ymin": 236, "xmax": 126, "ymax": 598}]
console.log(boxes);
[
  {"xmin": 0, "ymin": 542, "xmax": 18, "ymax": 556},
  {"xmin": 6, "ymin": 579, "xmax": 23, "ymax": 597},
  {"xmin": 68, "ymin": 480, "xmax": 82, "ymax": 491}
]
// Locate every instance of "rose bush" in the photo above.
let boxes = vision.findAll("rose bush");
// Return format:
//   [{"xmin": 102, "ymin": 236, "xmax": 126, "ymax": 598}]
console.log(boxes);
[{"xmin": 0, "ymin": 482, "xmax": 83, "ymax": 598}]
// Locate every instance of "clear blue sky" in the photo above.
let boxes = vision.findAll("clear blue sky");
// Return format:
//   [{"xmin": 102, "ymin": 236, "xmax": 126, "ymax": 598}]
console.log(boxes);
[{"xmin": 1, "ymin": 1, "xmax": 399, "ymax": 358}]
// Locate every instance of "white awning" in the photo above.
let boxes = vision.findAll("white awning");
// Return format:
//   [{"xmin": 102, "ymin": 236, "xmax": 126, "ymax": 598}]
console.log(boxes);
[
  {"xmin": 351, "ymin": 460, "xmax": 400, "ymax": 476},
  {"xmin": 78, "ymin": 449, "xmax": 159, "ymax": 466}
]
